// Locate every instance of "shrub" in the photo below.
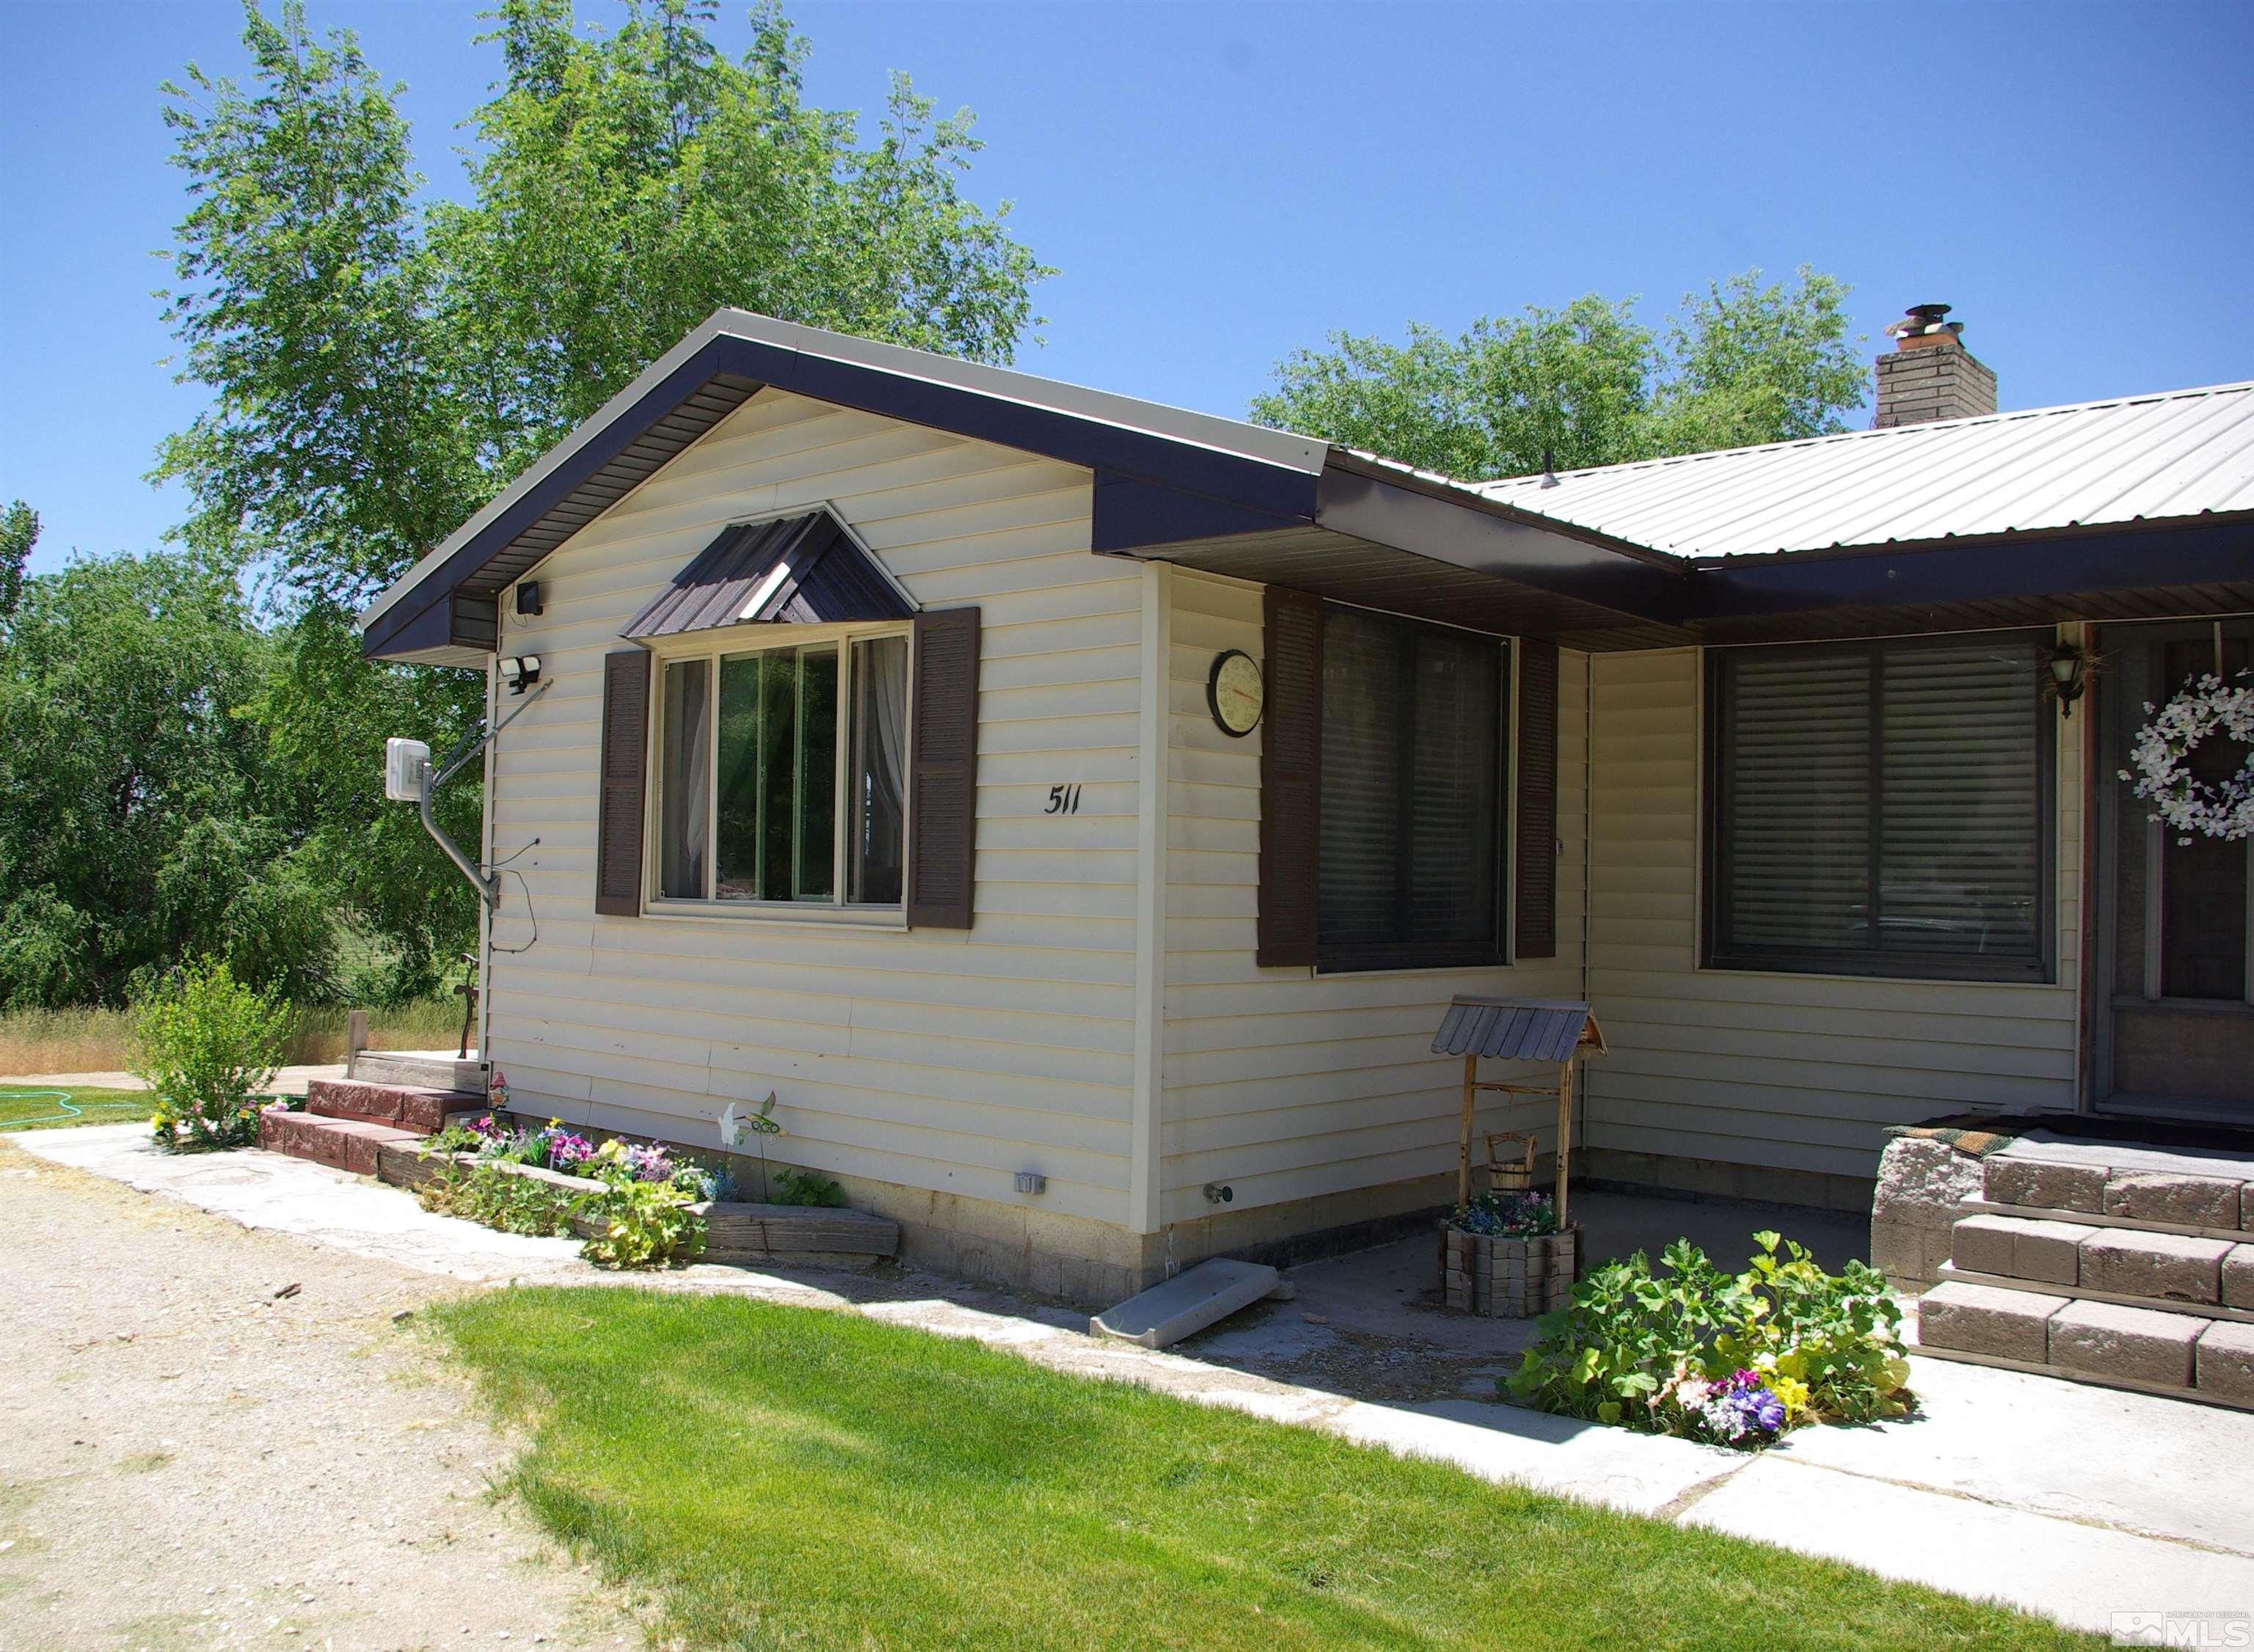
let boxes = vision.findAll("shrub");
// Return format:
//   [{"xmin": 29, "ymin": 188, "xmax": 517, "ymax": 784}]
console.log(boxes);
[
  {"xmin": 582, "ymin": 1175, "xmax": 707, "ymax": 1270},
  {"xmin": 133, "ymin": 958, "xmax": 289, "ymax": 1152},
  {"xmin": 1504, "ymin": 1232, "xmax": 1910, "ymax": 1447},
  {"xmin": 771, "ymin": 1166, "xmax": 845, "ymax": 1208}
]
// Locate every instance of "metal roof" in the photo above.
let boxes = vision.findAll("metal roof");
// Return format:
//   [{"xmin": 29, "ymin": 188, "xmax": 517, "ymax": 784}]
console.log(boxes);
[
  {"xmin": 621, "ymin": 511, "xmax": 914, "ymax": 640},
  {"xmin": 1473, "ymin": 380, "xmax": 2254, "ymax": 560},
  {"xmin": 1429, "ymin": 997, "xmax": 1597, "ymax": 1064}
]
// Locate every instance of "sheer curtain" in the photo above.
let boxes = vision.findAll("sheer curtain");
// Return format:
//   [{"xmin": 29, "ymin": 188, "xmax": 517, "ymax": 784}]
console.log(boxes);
[
  {"xmin": 660, "ymin": 659, "xmax": 710, "ymax": 899},
  {"xmin": 853, "ymin": 635, "xmax": 908, "ymax": 904}
]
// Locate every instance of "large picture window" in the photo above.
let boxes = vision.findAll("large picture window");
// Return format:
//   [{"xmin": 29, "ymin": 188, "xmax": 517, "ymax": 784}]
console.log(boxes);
[
  {"xmin": 1705, "ymin": 633, "xmax": 2052, "ymax": 981},
  {"xmin": 655, "ymin": 630, "xmax": 909, "ymax": 910},
  {"xmin": 1318, "ymin": 607, "xmax": 1508, "ymax": 971}
]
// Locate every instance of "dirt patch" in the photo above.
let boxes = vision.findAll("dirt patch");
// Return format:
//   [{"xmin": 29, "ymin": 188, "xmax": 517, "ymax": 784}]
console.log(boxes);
[{"xmin": 0, "ymin": 1139, "xmax": 642, "ymax": 1651}]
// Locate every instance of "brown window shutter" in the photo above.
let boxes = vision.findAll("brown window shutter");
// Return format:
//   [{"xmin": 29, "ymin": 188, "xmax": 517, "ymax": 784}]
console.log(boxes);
[
  {"xmin": 594, "ymin": 649, "xmax": 652, "ymax": 917},
  {"xmin": 908, "ymin": 607, "xmax": 980, "ymax": 929},
  {"xmin": 1514, "ymin": 638, "xmax": 1560, "ymax": 960},
  {"xmin": 1258, "ymin": 587, "xmax": 1324, "ymax": 968}
]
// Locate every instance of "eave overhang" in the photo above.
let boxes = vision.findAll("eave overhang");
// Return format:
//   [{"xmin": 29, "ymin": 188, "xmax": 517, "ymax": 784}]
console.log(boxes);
[{"xmin": 358, "ymin": 308, "xmax": 2254, "ymax": 665}]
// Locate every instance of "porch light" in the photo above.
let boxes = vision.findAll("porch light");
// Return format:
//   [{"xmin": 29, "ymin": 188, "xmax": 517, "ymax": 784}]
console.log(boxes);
[
  {"xmin": 499, "ymin": 654, "xmax": 542, "ymax": 695},
  {"xmin": 2046, "ymin": 644, "xmax": 2087, "ymax": 717}
]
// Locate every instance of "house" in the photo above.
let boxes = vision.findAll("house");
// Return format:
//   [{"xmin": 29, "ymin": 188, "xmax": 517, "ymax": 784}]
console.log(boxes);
[{"xmin": 357, "ymin": 304, "xmax": 2254, "ymax": 1304}]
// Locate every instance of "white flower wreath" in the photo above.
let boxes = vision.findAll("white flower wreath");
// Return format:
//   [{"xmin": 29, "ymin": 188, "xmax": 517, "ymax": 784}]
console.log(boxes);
[{"xmin": 2119, "ymin": 672, "xmax": 2254, "ymax": 845}]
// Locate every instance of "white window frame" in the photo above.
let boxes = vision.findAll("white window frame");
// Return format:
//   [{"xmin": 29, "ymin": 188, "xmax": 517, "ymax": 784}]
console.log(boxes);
[{"xmin": 641, "ymin": 618, "xmax": 915, "ymax": 926}]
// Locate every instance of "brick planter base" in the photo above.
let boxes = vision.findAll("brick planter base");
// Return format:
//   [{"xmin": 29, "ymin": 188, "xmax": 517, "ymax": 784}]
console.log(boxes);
[{"xmin": 1440, "ymin": 1223, "xmax": 1578, "ymax": 1317}]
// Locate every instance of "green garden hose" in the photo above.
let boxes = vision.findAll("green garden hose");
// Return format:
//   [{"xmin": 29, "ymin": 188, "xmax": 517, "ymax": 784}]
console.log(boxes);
[{"xmin": 0, "ymin": 1089, "xmax": 84, "ymax": 1129}]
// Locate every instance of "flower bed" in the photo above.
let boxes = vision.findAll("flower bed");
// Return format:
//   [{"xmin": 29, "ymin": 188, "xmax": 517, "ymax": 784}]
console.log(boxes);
[
  {"xmin": 1503, "ymin": 1232, "xmax": 1912, "ymax": 1449},
  {"xmin": 373, "ymin": 1114, "xmax": 902, "ymax": 1273},
  {"xmin": 1441, "ymin": 1190, "xmax": 1574, "ymax": 1317},
  {"xmin": 412, "ymin": 1115, "xmax": 721, "ymax": 1268}
]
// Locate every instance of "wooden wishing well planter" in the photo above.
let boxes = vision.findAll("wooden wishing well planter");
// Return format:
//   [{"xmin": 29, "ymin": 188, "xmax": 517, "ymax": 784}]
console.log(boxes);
[{"xmin": 1429, "ymin": 996, "xmax": 1605, "ymax": 1318}]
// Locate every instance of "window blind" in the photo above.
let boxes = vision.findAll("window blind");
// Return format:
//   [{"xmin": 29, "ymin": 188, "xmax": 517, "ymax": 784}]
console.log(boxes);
[{"xmin": 1710, "ymin": 635, "xmax": 2048, "ymax": 979}]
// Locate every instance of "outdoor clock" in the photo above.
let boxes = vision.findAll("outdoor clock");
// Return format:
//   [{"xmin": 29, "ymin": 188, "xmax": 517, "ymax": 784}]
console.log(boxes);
[{"xmin": 1206, "ymin": 648, "xmax": 1264, "ymax": 737}]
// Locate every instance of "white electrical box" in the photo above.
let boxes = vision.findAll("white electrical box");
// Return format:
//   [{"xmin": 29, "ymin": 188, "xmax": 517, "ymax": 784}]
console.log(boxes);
[{"xmin": 384, "ymin": 737, "xmax": 431, "ymax": 803}]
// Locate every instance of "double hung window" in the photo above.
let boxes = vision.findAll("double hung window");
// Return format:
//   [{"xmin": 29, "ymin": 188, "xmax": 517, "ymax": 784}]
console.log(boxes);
[
  {"xmin": 1317, "ymin": 607, "xmax": 1509, "ymax": 971},
  {"xmin": 655, "ymin": 631, "xmax": 910, "ymax": 910},
  {"xmin": 1705, "ymin": 633, "xmax": 2051, "ymax": 980}
]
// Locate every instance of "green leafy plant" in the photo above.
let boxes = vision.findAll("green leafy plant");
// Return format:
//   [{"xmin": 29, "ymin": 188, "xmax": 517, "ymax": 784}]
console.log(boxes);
[
  {"xmin": 132, "ymin": 958, "xmax": 289, "ymax": 1152},
  {"xmin": 1506, "ymin": 1240, "xmax": 1746, "ymax": 1429},
  {"xmin": 582, "ymin": 1176, "xmax": 707, "ymax": 1271},
  {"xmin": 770, "ymin": 1166, "xmax": 845, "ymax": 1209},
  {"xmin": 417, "ymin": 1161, "xmax": 580, "ymax": 1238},
  {"xmin": 1503, "ymin": 1233, "xmax": 1909, "ymax": 1444},
  {"xmin": 1716, "ymin": 1232, "xmax": 1912, "ymax": 1425}
]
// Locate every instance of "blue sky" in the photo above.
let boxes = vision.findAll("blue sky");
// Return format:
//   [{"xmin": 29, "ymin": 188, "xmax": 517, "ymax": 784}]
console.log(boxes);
[{"xmin": 4, "ymin": 1, "xmax": 2251, "ymax": 577}]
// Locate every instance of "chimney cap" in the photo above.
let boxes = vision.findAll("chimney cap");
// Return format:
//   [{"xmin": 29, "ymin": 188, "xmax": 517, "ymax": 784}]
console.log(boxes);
[{"xmin": 1886, "ymin": 301, "xmax": 1966, "ymax": 346}]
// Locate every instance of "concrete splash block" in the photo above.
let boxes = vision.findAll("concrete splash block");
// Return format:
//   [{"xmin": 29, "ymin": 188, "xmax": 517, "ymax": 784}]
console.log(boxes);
[{"xmin": 1091, "ymin": 1259, "xmax": 1279, "ymax": 1350}]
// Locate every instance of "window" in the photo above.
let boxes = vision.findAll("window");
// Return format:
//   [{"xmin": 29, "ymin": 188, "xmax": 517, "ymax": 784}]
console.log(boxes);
[
  {"xmin": 1318, "ymin": 607, "xmax": 1509, "ymax": 971},
  {"xmin": 1706, "ymin": 633, "xmax": 2052, "ymax": 980},
  {"xmin": 654, "ymin": 630, "xmax": 910, "ymax": 910}
]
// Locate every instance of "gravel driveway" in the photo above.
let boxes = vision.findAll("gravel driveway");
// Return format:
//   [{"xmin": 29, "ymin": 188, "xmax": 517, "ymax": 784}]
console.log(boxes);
[{"xmin": 0, "ymin": 1138, "xmax": 641, "ymax": 1651}]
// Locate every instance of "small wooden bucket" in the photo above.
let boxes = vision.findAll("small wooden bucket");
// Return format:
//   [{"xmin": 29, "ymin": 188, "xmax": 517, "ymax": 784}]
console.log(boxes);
[{"xmin": 1482, "ymin": 1130, "xmax": 1536, "ymax": 1193}]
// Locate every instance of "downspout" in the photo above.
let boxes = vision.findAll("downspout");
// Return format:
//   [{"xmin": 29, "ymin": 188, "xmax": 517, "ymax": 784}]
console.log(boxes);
[
  {"xmin": 1129, "ymin": 562, "xmax": 1172, "ymax": 1253},
  {"xmin": 1578, "ymin": 651, "xmax": 1596, "ymax": 1158},
  {"xmin": 479, "ymin": 648, "xmax": 500, "ymax": 1060}
]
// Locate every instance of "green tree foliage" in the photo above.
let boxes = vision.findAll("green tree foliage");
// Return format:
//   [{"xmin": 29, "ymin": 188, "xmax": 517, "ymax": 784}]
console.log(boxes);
[
  {"xmin": 131, "ymin": 0, "xmax": 1046, "ymax": 998},
  {"xmin": 0, "ymin": 548, "xmax": 338, "ymax": 1006},
  {"xmin": 0, "ymin": 502, "xmax": 37, "ymax": 620},
  {"xmin": 1250, "ymin": 268, "xmax": 1867, "ymax": 480}
]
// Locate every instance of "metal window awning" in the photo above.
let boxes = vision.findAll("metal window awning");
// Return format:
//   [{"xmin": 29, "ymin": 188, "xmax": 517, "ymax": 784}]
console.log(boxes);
[{"xmin": 620, "ymin": 511, "xmax": 915, "ymax": 641}]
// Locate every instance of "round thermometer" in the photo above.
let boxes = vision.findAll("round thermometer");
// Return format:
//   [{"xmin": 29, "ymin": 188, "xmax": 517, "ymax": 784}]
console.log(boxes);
[{"xmin": 1206, "ymin": 648, "xmax": 1263, "ymax": 737}]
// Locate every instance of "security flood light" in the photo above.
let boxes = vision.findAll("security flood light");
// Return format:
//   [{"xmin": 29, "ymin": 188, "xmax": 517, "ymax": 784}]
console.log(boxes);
[{"xmin": 498, "ymin": 654, "xmax": 542, "ymax": 695}]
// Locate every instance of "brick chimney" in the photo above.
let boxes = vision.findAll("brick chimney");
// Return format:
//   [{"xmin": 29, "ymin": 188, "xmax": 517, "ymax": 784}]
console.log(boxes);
[{"xmin": 1874, "ymin": 302, "xmax": 1997, "ymax": 427}]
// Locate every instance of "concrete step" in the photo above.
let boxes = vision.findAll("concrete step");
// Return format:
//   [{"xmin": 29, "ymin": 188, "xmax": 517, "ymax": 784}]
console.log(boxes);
[
  {"xmin": 1915, "ymin": 1279, "xmax": 2254, "ymax": 1411},
  {"xmin": 1935, "ymin": 1263, "xmax": 2254, "ymax": 1326},
  {"xmin": 1983, "ymin": 1152, "xmax": 2253, "ymax": 1232},
  {"xmin": 258, "ymin": 1109, "xmax": 423, "ymax": 1177},
  {"xmin": 1948, "ymin": 1213, "xmax": 2253, "ymax": 1312},
  {"xmin": 304, "ymin": 1078, "xmax": 483, "ymax": 1135},
  {"xmin": 347, "ymin": 1049, "xmax": 489, "ymax": 1094},
  {"xmin": 1964, "ymin": 1196, "xmax": 2247, "ymax": 1246},
  {"xmin": 1090, "ymin": 1259, "xmax": 1280, "ymax": 1349}
]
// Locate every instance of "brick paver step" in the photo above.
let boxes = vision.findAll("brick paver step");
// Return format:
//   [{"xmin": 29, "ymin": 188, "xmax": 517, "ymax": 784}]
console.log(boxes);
[
  {"xmin": 1916, "ymin": 1280, "xmax": 2065, "ymax": 1364},
  {"xmin": 304, "ymin": 1078, "xmax": 483, "ymax": 1135},
  {"xmin": 2048, "ymin": 1298, "xmax": 2201, "ymax": 1388},
  {"xmin": 1950, "ymin": 1213, "xmax": 2093, "ymax": 1286},
  {"xmin": 2079, "ymin": 1229, "xmax": 2233, "ymax": 1306},
  {"xmin": 256, "ymin": 1109, "xmax": 422, "ymax": 1177}
]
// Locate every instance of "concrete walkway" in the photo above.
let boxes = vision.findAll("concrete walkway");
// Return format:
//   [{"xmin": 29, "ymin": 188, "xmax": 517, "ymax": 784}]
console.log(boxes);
[
  {"xmin": 20, "ymin": 1124, "xmax": 2254, "ymax": 1635},
  {"xmin": 0, "ymin": 1063, "xmax": 346, "ymax": 1097}
]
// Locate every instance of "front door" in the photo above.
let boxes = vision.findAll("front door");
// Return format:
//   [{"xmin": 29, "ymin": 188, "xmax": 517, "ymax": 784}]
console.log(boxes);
[{"xmin": 2095, "ymin": 618, "xmax": 2254, "ymax": 1116}]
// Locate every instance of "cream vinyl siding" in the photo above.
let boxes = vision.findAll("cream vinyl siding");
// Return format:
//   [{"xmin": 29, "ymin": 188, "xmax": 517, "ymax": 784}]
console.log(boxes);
[
  {"xmin": 484, "ymin": 389, "xmax": 1137, "ymax": 1221},
  {"xmin": 1157, "ymin": 571, "xmax": 1591, "ymax": 1224},
  {"xmin": 1583, "ymin": 646, "xmax": 2082, "ymax": 1183}
]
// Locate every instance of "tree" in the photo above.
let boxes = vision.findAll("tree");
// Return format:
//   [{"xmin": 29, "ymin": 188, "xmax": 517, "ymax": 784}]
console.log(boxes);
[
  {"xmin": 145, "ymin": 0, "xmax": 1048, "ymax": 992},
  {"xmin": 1250, "ymin": 268, "xmax": 1866, "ymax": 480},
  {"xmin": 0, "ymin": 549, "xmax": 336, "ymax": 1007},
  {"xmin": 0, "ymin": 502, "xmax": 35, "ymax": 620}
]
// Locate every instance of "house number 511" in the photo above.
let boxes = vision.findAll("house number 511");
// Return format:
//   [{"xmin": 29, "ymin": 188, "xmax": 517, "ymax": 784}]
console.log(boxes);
[{"xmin": 1045, "ymin": 783, "xmax": 1083, "ymax": 815}]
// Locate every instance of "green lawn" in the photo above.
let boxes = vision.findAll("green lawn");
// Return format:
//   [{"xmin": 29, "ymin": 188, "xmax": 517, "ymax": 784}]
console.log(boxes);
[
  {"xmin": 0, "ymin": 1086, "xmax": 154, "ymax": 1132},
  {"xmin": 432, "ymin": 1288, "xmax": 2096, "ymax": 1651}
]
